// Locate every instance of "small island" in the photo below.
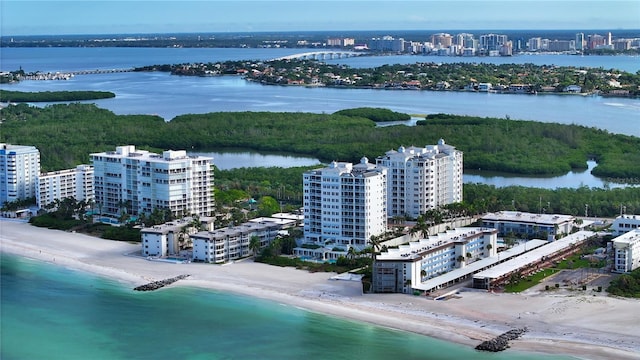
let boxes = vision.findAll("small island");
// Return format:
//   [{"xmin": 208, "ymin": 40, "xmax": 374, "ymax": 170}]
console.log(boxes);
[{"xmin": 0, "ymin": 89, "xmax": 116, "ymax": 102}]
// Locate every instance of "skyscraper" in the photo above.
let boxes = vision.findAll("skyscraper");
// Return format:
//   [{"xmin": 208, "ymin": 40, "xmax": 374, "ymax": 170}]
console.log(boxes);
[{"xmin": 575, "ymin": 33, "xmax": 585, "ymax": 51}]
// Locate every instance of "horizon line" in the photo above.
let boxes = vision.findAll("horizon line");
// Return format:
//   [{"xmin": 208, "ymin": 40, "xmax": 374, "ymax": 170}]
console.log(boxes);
[{"xmin": 3, "ymin": 28, "xmax": 640, "ymax": 38}]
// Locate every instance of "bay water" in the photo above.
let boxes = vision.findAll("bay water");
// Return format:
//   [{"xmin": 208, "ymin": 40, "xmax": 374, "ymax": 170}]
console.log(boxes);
[
  {"xmin": 1, "ymin": 47, "xmax": 639, "ymax": 136},
  {"xmin": 1, "ymin": 253, "xmax": 574, "ymax": 360}
]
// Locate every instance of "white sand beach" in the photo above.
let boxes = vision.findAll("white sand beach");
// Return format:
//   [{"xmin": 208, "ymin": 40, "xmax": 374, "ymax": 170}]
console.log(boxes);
[{"xmin": 1, "ymin": 220, "xmax": 639, "ymax": 360}]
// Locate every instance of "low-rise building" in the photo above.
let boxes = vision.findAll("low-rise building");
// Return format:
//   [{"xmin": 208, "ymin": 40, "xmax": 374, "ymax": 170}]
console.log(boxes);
[
  {"xmin": 372, "ymin": 227, "xmax": 498, "ymax": 294},
  {"xmin": 473, "ymin": 231, "xmax": 595, "ymax": 289},
  {"xmin": 612, "ymin": 229, "xmax": 640, "ymax": 273},
  {"xmin": 141, "ymin": 217, "xmax": 214, "ymax": 257},
  {"xmin": 611, "ymin": 214, "xmax": 640, "ymax": 236},
  {"xmin": 191, "ymin": 218, "xmax": 291, "ymax": 263},
  {"xmin": 481, "ymin": 211, "xmax": 575, "ymax": 239}
]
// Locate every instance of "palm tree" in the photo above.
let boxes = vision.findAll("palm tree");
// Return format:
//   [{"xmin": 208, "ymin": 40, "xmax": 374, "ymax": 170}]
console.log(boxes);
[
  {"xmin": 369, "ymin": 234, "xmax": 382, "ymax": 264},
  {"xmin": 249, "ymin": 235, "xmax": 261, "ymax": 259},
  {"xmin": 346, "ymin": 246, "xmax": 357, "ymax": 261},
  {"xmin": 178, "ymin": 225, "xmax": 190, "ymax": 251}
]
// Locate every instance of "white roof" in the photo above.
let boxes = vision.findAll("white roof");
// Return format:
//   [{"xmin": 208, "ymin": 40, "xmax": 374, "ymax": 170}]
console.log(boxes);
[
  {"xmin": 474, "ymin": 231, "xmax": 595, "ymax": 280},
  {"xmin": 482, "ymin": 211, "xmax": 574, "ymax": 225},
  {"xmin": 413, "ymin": 240, "xmax": 547, "ymax": 291},
  {"xmin": 613, "ymin": 229, "xmax": 640, "ymax": 245}
]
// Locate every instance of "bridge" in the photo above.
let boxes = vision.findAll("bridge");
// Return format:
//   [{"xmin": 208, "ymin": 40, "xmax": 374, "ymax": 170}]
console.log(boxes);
[
  {"xmin": 70, "ymin": 68, "xmax": 134, "ymax": 75},
  {"xmin": 270, "ymin": 51, "xmax": 368, "ymax": 61}
]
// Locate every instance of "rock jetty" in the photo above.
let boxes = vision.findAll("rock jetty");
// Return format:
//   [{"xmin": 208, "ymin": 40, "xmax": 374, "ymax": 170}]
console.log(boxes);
[
  {"xmin": 134, "ymin": 274, "xmax": 190, "ymax": 291},
  {"xmin": 475, "ymin": 328, "xmax": 528, "ymax": 352}
]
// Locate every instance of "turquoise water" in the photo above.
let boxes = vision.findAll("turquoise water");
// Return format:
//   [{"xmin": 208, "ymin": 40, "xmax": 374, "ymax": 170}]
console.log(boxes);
[{"xmin": 1, "ymin": 253, "xmax": 575, "ymax": 360}]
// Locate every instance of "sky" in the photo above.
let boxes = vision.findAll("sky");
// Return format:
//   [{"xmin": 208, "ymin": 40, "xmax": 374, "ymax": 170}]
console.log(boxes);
[{"xmin": 1, "ymin": 0, "xmax": 639, "ymax": 36}]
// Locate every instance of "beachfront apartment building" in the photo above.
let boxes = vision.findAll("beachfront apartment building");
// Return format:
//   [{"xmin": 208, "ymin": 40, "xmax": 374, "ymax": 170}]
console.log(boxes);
[
  {"xmin": 376, "ymin": 140, "xmax": 463, "ymax": 220},
  {"xmin": 612, "ymin": 229, "xmax": 640, "ymax": 273},
  {"xmin": 611, "ymin": 214, "xmax": 640, "ymax": 236},
  {"xmin": 90, "ymin": 145, "xmax": 214, "ymax": 219},
  {"xmin": 191, "ymin": 217, "xmax": 294, "ymax": 263},
  {"xmin": 481, "ymin": 211, "xmax": 575, "ymax": 239},
  {"xmin": 36, "ymin": 165, "xmax": 94, "ymax": 209},
  {"xmin": 0, "ymin": 143, "xmax": 40, "ymax": 206},
  {"xmin": 141, "ymin": 216, "xmax": 214, "ymax": 257},
  {"xmin": 300, "ymin": 158, "xmax": 387, "ymax": 259},
  {"xmin": 373, "ymin": 227, "xmax": 498, "ymax": 293}
]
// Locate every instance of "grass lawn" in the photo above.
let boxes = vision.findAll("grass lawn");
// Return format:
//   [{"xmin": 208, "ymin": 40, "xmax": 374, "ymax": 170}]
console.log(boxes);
[{"xmin": 504, "ymin": 268, "xmax": 560, "ymax": 293}]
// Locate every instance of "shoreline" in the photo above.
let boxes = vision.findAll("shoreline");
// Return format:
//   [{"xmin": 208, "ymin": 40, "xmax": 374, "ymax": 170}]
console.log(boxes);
[{"xmin": 1, "ymin": 220, "xmax": 639, "ymax": 360}]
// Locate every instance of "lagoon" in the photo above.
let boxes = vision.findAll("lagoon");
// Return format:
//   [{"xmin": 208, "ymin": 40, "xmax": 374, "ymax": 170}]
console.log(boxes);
[{"xmin": 202, "ymin": 152, "xmax": 632, "ymax": 189}]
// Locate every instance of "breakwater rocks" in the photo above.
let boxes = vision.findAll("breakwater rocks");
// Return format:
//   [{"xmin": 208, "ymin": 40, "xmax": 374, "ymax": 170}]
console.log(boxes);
[
  {"xmin": 134, "ymin": 275, "xmax": 190, "ymax": 291},
  {"xmin": 475, "ymin": 328, "xmax": 528, "ymax": 352}
]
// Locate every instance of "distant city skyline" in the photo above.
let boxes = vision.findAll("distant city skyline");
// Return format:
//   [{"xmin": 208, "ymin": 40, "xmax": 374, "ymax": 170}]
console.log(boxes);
[{"xmin": 2, "ymin": 0, "xmax": 639, "ymax": 36}]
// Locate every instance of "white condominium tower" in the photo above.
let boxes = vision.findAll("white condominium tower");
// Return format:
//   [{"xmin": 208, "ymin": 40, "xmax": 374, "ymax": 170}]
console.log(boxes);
[
  {"xmin": 0, "ymin": 143, "xmax": 41, "ymax": 206},
  {"xmin": 90, "ymin": 145, "xmax": 213, "ymax": 218},
  {"xmin": 37, "ymin": 164, "xmax": 94, "ymax": 209},
  {"xmin": 376, "ymin": 139, "xmax": 463, "ymax": 219},
  {"xmin": 303, "ymin": 157, "xmax": 387, "ymax": 250}
]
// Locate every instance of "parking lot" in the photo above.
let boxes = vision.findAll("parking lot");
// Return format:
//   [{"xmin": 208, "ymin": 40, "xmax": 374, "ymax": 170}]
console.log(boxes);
[{"xmin": 538, "ymin": 268, "xmax": 617, "ymax": 291}]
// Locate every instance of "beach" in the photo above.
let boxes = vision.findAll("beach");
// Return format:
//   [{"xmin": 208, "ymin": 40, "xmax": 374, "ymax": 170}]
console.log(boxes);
[{"xmin": 1, "ymin": 220, "xmax": 638, "ymax": 360}]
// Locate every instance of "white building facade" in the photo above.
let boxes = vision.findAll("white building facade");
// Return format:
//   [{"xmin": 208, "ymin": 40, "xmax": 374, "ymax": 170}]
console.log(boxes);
[
  {"xmin": 373, "ymin": 227, "xmax": 498, "ymax": 293},
  {"xmin": 376, "ymin": 140, "xmax": 463, "ymax": 220},
  {"xmin": 482, "ymin": 211, "xmax": 575, "ymax": 239},
  {"xmin": 37, "ymin": 164, "xmax": 94, "ymax": 209},
  {"xmin": 611, "ymin": 214, "xmax": 640, "ymax": 236},
  {"xmin": 302, "ymin": 157, "xmax": 387, "ymax": 254},
  {"xmin": 141, "ymin": 217, "xmax": 214, "ymax": 257},
  {"xmin": 191, "ymin": 219, "xmax": 289, "ymax": 263},
  {"xmin": 90, "ymin": 145, "xmax": 214, "ymax": 218},
  {"xmin": 612, "ymin": 229, "xmax": 640, "ymax": 273},
  {"xmin": 0, "ymin": 143, "xmax": 40, "ymax": 206}
]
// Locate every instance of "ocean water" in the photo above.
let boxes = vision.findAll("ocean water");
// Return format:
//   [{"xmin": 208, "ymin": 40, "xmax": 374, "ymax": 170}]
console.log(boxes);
[{"xmin": 0, "ymin": 253, "xmax": 575, "ymax": 360}]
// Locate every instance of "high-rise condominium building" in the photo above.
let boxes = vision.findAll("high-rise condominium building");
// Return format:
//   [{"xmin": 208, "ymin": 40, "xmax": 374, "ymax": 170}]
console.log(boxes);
[
  {"xmin": 0, "ymin": 143, "xmax": 40, "ymax": 206},
  {"xmin": 90, "ymin": 145, "xmax": 213, "ymax": 218},
  {"xmin": 37, "ymin": 164, "xmax": 94, "ymax": 209},
  {"xmin": 376, "ymin": 140, "xmax": 463, "ymax": 220},
  {"xmin": 575, "ymin": 33, "xmax": 585, "ymax": 51},
  {"xmin": 480, "ymin": 33, "xmax": 508, "ymax": 52},
  {"xmin": 303, "ymin": 157, "xmax": 387, "ymax": 250}
]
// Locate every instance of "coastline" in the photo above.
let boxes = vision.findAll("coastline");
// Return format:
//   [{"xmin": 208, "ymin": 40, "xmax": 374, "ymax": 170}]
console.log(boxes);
[{"xmin": 1, "ymin": 220, "xmax": 639, "ymax": 360}]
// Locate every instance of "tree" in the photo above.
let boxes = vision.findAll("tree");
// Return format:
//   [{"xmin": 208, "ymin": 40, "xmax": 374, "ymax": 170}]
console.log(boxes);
[
  {"xmin": 257, "ymin": 196, "xmax": 280, "ymax": 217},
  {"xmin": 249, "ymin": 235, "xmax": 261, "ymax": 259}
]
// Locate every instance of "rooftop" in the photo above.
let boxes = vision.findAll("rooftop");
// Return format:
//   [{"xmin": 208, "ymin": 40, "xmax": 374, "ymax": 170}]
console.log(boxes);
[
  {"xmin": 474, "ymin": 231, "xmax": 595, "ymax": 280},
  {"xmin": 482, "ymin": 211, "xmax": 575, "ymax": 225},
  {"xmin": 413, "ymin": 239, "xmax": 548, "ymax": 291}
]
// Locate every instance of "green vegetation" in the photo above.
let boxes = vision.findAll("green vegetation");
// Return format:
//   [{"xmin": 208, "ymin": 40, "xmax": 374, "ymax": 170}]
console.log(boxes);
[
  {"xmin": 504, "ymin": 269, "xmax": 560, "ymax": 293},
  {"xmin": 0, "ymin": 90, "xmax": 116, "ymax": 102},
  {"xmin": 3, "ymin": 103, "xmax": 640, "ymax": 180},
  {"xmin": 3, "ymin": 103, "xmax": 640, "ymax": 218},
  {"xmin": 607, "ymin": 268, "xmax": 640, "ymax": 298},
  {"xmin": 0, "ymin": 197, "xmax": 36, "ymax": 211},
  {"xmin": 333, "ymin": 107, "xmax": 411, "ymax": 122}
]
